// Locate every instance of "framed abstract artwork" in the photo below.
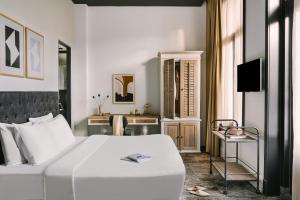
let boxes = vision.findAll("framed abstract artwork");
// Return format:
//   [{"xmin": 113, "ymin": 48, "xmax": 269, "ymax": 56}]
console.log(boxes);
[
  {"xmin": 0, "ymin": 13, "xmax": 25, "ymax": 77},
  {"xmin": 113, "ymin": 74, "xmax": 135, "ymax": 104},
  {"xmin": 25, "ymin": 28, "xmax": 44, "ymax": 80}
]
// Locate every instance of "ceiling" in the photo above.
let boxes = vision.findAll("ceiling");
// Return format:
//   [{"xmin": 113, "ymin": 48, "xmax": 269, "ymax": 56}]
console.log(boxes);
[{"xmin": 72, "ymin": 0, "xmax": 205, "ymax": 7}]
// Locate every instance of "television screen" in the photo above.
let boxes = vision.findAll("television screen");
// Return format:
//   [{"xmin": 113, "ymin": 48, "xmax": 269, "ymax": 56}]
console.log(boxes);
[{"xmin": 237, "ymin": 58, "xmax": 262, "ymax": 92}]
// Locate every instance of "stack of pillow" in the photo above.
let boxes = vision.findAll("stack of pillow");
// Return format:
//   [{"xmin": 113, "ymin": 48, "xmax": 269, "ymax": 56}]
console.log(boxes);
[{"xmin": 0, "ymin": 114, "xmax": 75, "ymax": 165}]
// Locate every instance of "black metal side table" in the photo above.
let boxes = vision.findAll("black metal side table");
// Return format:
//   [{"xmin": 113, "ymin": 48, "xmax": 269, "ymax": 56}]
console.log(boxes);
[{"xmin": 210, "ymin": 119, "xmax": 260, "ymax": 194}]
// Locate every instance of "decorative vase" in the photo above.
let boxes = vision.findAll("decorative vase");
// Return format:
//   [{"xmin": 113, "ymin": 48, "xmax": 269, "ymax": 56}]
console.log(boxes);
[{"xmin": 97, "ymin": 105, "xmax": 102, "ymax": 116}]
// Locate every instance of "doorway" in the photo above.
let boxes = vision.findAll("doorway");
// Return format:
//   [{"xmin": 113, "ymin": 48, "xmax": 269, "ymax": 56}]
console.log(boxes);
[{"xmin": 58, "ymin": 41, "xmax": 71, "ymax": 125}]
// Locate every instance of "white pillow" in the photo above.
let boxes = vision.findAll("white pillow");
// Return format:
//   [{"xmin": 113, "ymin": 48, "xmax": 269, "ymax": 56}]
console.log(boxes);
[
  {"xmin": 0, "ymin": 124, "xmax": 23, "ymax": 165},
  {"xmin": 15, "ymin": 115, "xmax": 75, "ymax": 165},
  {"xmin": 12, "ymin": 122, "xmax": 33, "ymax": 163},
  {"xmin": 43, "ymin": 115, "xmax": 75, "ymax": 151},
  {"xmin": 15, "ymin": 123, "xmax": 59, "ymax": 165},
  {"xmin": 29, "ymin": 113, "xmax": 53, "ymax": 123}
]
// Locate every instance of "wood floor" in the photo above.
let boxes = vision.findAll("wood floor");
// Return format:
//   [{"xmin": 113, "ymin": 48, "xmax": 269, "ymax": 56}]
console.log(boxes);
[{"xmin": 181, "ymin": 153, "xmax": 279, "ymax": 200}]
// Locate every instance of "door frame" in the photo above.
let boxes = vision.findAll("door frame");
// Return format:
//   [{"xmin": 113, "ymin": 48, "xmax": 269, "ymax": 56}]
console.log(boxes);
[{"xmin": 58, "ymin": 41, "xmax": 71, "ymax": 125}]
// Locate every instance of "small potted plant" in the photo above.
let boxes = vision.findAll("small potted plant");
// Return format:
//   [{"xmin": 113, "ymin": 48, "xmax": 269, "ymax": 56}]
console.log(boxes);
[{"xmin": 92, "ymin": 93, "xmax": 109, "ymax": 116}]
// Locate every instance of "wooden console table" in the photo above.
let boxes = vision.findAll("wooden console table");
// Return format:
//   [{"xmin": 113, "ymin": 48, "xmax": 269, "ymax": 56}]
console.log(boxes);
[
  {"xmin": 88, "ymin": 115, "xmax": 160, "ymax": 136},
  {"xmin": 88, "ymin": 115, "xmax": 159, "ymax": 125}
]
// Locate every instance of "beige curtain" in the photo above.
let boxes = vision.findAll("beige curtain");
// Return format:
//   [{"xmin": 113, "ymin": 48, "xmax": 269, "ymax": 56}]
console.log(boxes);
[
  {"xmin": 206, "ymin": 0, "xmax": 243, "ymax": 155},
  {"xmin": 293, "ymin": 0, "xmax": 300, "ymax": 199},
  {"xmin": 220, "ymin": 0, "xmax": 243, "ymax": 123},
  {"xmin": 205, "ymin": 0, "xmax": 223, "ymax": 155}
]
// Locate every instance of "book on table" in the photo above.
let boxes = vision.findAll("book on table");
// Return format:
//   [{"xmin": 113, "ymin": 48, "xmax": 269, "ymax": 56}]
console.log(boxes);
[{"xmin": 226, "ymin": 134, "xmax": 247, "ymax": 139}]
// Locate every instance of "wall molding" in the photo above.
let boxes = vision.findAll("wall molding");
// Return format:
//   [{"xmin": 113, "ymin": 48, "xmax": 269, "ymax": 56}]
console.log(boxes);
[{"xmin": 72, "ymin": 0, "xmax": 205, "ymax": 7}]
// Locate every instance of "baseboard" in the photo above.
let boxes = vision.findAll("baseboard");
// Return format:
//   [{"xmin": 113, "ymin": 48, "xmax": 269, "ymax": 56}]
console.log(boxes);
[{"xmin": 249, "ymin": 180, "xmax": 264, "ymax": 193}]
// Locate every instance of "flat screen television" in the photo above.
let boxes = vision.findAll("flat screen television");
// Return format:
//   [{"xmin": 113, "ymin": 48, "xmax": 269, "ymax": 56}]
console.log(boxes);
[{"xmin": 237, "ymin": 58, "xmax": 262, "ymax": 92}]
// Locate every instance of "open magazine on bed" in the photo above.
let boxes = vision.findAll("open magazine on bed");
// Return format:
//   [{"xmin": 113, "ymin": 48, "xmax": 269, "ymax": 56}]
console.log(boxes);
[{"xmin": 122, "ymin": 153, "xmax": 151, "ymax": 163}]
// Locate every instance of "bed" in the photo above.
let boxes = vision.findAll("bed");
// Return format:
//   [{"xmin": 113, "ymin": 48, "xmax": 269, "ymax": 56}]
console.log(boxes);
[
  {"xmin": 0, "ymin": 92, "xmax": 186, "ymax": 200},
  {"xmin": 0, "ymin": 137, "xmax": 86, "ymax": 200}
]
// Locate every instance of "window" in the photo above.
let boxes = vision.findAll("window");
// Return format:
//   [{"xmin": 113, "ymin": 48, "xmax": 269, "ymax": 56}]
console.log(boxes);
[{"xmin": 221, "ymin": 0, "xmax": 243, "ymax": 124}]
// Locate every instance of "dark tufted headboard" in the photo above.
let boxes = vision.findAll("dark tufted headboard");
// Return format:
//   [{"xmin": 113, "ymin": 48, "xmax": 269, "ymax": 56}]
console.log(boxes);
[
  {"xmin": 0, "ymin": 92, "xmax": 59, "ymax": 124},
  {"xmin": 0, "ymin": 92, "xmax": 59, "ymax": 164}
]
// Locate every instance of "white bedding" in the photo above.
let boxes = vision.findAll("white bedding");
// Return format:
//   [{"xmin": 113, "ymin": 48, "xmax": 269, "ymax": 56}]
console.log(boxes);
[
  {"xmin": 0, "ymin": 137, "xmax": 86, "ymax": 200},
  {"xmin": 0, "ymin": 135, "xmax": 185, "ymax": 200},
  {"xmin": 45, "ymin": 134, "xmax": 185, "ymax": 200}
]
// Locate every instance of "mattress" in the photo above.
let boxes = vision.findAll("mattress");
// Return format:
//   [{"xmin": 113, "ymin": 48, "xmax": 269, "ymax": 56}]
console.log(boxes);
[
  {"xmin": 0, "ymin": 137, "xmax": 86, "ymax": 200},
  {"xmin": 44, "ymin": 135, "xmax": 186, "ymax": 200}
]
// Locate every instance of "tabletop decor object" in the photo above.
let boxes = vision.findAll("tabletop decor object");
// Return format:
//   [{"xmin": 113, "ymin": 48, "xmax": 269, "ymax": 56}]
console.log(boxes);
[{"xmin": 92, "ymin": 93, "xmax": 109, "ymax": 116}]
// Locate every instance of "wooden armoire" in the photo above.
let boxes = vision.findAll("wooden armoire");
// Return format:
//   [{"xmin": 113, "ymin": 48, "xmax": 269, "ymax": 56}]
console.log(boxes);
[{"xmin": 159, "ymin": 51, "xmax": 203, "ymax": 152}]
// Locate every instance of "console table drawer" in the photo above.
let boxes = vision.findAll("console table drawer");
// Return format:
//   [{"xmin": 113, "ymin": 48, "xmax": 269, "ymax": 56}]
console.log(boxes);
[
  {"xmin": 89, "ymin": 119, "xmax": 109, "ymax": 124},
  {"xmin": 134, "ymin": 119, "xmax": 158, "ymax": 124},
  {"xmin": 88, "ymin": 115, "xmax": 159, "ymax": 126}
]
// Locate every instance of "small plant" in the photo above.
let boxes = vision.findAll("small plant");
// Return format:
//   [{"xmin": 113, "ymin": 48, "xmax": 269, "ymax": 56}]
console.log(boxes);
[{"xmin": 92, "ymin": 93, "xmax": 110, "ymax": 115}]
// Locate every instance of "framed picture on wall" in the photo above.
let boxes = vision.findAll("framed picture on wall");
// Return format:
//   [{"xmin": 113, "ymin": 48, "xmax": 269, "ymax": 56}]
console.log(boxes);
[
  {"xmin": 113, "ymin": 74, "xmax": 135, "ymax": 104},
  {"xmin": 0, "ymin": 13, "xmax": 25, "ymax": 77},
  {"xmin": 25, "ymin": 28, "xmax": 44, "ymax": 80}
]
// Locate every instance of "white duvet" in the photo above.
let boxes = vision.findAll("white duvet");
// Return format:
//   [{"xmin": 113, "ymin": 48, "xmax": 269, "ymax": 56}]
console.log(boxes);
[{"xmin": 44, "ymin": 135, "xmax": 185, "ymax": 200}]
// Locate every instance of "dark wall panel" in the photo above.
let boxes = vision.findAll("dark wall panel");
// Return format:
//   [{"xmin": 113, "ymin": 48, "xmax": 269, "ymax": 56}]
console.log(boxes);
[{"xmin": 264, "ymin": 0, "xmax": 294, "ymax": 197}]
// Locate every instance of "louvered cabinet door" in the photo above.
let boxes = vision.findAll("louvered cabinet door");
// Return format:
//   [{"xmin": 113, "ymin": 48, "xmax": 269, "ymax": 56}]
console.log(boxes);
[
  {"xmin": 163, "ymin": 59, "xmax": 175, "ymax": 119},
  {"xmin": 188, "ymin": 60, "xmax": 197, "ymax": 117},
  {"xmin": 164, "ymin": 60, "xmax": 170, "ymax": 117},
  {"xmin": 180, "ymin": 60, "xmax": 198, "ymax": 118}
]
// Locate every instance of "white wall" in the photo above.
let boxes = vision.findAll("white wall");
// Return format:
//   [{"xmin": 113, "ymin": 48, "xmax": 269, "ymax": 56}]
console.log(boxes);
[
  {"xmin": 86, "ymin": 7, "xmax": 206, "ymax": 121},
  {"xmin": 72, "ymin": 4, "xmax": 88, "ymax": 136},
  {"xmin": 0, "ymin": 0, "xmax": 89, "ymax": 136},
  {"xmin": 0, "ymin": 2, "xmax": 206, "ymax": 137},
  {"xmin": 0, "ymin": 0, "xmax": 74, "ymax": 91},
  {"xmin": 242, "ymin": 0, "xmax": 266, "ymax": 189}
]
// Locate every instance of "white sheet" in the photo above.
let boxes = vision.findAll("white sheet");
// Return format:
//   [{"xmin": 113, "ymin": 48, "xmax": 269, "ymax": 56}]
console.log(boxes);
[
  {"xmin": 45, "ymin": 135, "xmax": 185, "ymax": 200},
  {"xmin": 0, "ymin": 137, "xmax": 86, "ymax": 200}
]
